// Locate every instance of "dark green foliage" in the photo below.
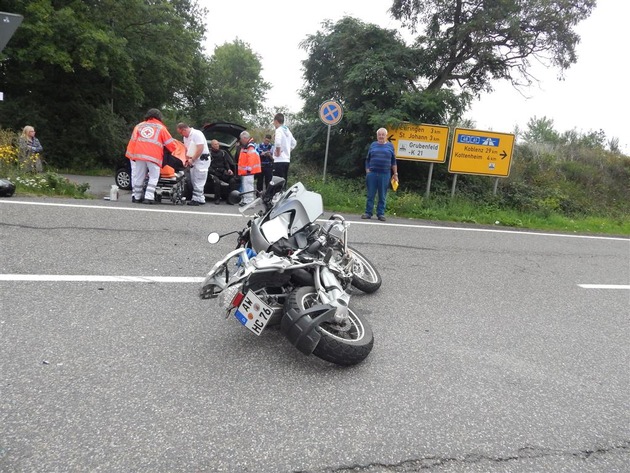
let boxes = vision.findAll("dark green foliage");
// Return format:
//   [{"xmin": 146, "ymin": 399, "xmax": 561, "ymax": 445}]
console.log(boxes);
[
  {"xmin": 0, "ymin": 0, "xmax": 268, "ymax": 169},
  {"xmin": 499, "ymin": 142, "xmax": 630, "ymax": 218},
  {"xmin": 296, "ymin": 17, "xmax": 469, "ymax": 176},
  {"xmin": 182, "ymin": 40, "xmax": 271, "ymax": 126},
  {"xmin": 295, "ymin": 0, "xmax": 596, "ymax": 182},
  {"xmin": 291, "ymin": 1, "xmax": 624, "ymax": 222}
]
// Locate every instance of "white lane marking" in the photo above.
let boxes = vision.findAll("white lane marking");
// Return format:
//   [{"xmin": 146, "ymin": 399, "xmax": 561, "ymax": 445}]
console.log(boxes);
[
  {"xmin": 0, "ymin": 199, "xmax": 221, "ymax": 216},
  {"xmin": 578, "ymin": 284, "xmax": 630, "ymax": 289},
  {"xmin": 358, "ymin": 222, "xmax": 629, "ymax": 241},
  {"xmin": 0, "ymin": 275, "xmax": 205, "ymax": 283},
  {"xmin": 1, "ymin": 199, "xmax": 629, "ymax": 241}
]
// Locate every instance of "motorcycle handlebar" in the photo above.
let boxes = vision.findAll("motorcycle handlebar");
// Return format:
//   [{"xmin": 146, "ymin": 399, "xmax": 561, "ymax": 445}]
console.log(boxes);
[{"xmin": 306, "ymin": 240, "xmax": 322, "ymax": 254}]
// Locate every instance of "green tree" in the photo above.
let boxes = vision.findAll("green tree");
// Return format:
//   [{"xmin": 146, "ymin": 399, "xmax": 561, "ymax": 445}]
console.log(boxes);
[
  {"xmin": 200, "ymin": 40, "xmax": 270, "ymax": 126},
  {"xmin": 523, "ymin": 116, "xmax": 560, "ymax": 145},
  {"xmin": 298, "ymin": 17, "xmax": 468, "ymax": 175},
  {"xmin": 0, "ymin": 0, "xmax": 207, "ymax": 168},
  {"xmin": 389, "ymin": 0, "xmax": 596, "ymax": 94},
  {"xmin": 296, "ymin": 0, "xmax": 595, "ymax": 179},
  {"xmin": 178, "ymin": 51, "xmax": 214, "ymax": 125}
]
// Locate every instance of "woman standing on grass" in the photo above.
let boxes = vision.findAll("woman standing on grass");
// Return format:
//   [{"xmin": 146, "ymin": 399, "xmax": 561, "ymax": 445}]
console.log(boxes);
[{"xmin": 18, "ymin": 125, "xmax": 44, "ymax": 173}]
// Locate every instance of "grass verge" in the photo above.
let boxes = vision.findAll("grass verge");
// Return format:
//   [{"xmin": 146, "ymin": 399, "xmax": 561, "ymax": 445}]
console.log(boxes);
[
  {"xmin": 3, "ymin": 166, "xmax": 628, "ymax": 236},
  {"xmin": 299, "ymin": 173, "xmax": 630, "ymax": 236},
  {"xmin": 2, "ymin": 171, "xmax": 91, "ymax": 198}
]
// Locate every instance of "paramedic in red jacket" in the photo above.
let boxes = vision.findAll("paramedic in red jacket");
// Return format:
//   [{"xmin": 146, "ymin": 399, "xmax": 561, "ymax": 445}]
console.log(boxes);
[{"xmin": 125, "ymin": 108, "xmax": 177, "ymax": 204}]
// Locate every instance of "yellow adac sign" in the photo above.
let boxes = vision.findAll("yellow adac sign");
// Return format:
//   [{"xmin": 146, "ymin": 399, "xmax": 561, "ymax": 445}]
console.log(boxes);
[
  {"xmin": 389, "ymin": 123, "xmax": 449, "ymax": 163},
  {"xmin": 449, "ymin": 128, "xmax": 515, "ymax": 177}
]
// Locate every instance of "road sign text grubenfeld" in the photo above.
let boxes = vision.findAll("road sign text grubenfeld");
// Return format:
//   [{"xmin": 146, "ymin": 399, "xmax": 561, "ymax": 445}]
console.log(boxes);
[{"xmin": 388, "ymin": 123, "xmax": 449, "ymax": 163}]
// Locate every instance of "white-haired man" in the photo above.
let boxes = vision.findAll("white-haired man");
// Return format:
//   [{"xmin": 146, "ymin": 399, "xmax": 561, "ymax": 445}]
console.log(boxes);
[{"xmin": 237, "ymin": 131, "xmax": 261, "ymax": 205}]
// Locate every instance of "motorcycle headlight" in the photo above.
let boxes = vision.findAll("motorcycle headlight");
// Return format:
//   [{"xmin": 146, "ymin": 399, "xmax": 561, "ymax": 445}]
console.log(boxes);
[{"xmin": 323, "ymin": 221, "xmax": 346, "ymax": 243}]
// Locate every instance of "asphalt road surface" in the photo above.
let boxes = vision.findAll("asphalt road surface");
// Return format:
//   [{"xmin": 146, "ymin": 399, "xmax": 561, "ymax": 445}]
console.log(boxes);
[
  {"xmin": 62, "ymin": 174, "xmax": 126, "ymax": 199},
  {"xmin": 1, "ymin": 192, "xmax": 629, "ymax": 472}
]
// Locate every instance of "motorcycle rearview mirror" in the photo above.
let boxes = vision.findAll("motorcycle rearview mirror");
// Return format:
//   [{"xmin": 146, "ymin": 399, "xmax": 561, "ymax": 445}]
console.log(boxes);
[
  {"xmin": 228, "ymin": 190, "xmax": 242, "ymax": 205},
  {"xmin": 207, "ymin": 229, "xmax": 240, "ymax": 244}
]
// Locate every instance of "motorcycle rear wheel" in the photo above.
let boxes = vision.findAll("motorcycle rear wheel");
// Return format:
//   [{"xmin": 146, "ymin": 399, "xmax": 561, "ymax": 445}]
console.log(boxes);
[
  {"xmin": 284, "ymin": 286, "xmax": 374, "ymax": 366},
  {"xmin": 348, "ymin": 247, "xmax": 382, "ymax": 294}
]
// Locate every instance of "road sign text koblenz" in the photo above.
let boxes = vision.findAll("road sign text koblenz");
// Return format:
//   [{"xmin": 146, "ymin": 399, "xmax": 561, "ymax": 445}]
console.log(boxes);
[{"xmin": 449, "ymin": 128, "xmax": 515, "ymax": 177}]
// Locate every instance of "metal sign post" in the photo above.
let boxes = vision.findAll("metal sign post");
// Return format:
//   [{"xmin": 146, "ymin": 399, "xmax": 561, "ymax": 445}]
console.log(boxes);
[
  {"xmin": 318, "ymin": 100, "xmax": 343, "ymax": 183},
  {"xmin": 323, "ymin": 125, "xmax": 332, "ymax": 182},
  {"xmin": 425, "ymin": 162, "xmax": 434, "ymax": 199}
]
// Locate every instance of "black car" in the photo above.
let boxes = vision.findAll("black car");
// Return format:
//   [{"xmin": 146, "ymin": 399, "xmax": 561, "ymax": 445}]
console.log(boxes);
[{"xmin": 115, "ymin": 122, "xmax": 246, "ymax": 197}]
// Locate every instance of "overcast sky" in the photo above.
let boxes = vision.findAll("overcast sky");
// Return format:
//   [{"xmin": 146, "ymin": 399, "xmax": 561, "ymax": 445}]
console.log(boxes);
[{"xmin": 201, "ymin": 0, "xmax": 628, "ymax": 152}]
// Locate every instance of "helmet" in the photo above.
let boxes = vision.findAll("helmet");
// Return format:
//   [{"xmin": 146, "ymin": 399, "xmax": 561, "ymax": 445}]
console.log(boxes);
[{"xmin": 0, "ymin": 178, "xmax": 16, "ymax": 197}]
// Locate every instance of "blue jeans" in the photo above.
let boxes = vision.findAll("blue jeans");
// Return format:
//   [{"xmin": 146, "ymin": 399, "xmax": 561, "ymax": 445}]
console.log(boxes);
[{"xmin": 365, "ymin": 171, "xmax": 390, "ymax": 217}]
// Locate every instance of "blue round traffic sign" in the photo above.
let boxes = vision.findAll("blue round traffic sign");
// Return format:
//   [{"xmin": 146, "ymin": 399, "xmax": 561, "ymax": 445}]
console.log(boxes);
[{"xmin": 319, "ymin": 100, "xmax": 343, "ymax": 126}]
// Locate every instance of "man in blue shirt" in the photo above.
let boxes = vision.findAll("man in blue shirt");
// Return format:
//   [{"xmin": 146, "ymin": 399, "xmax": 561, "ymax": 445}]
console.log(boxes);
[{"xmin": 362, "ymin": 128, "xmax": 398, "ymax": 221}]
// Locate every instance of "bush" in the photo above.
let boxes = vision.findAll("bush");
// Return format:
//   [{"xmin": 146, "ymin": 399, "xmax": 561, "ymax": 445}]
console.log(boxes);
[
  {"xmin": 0, "ymin": 127, "xmax": 90, "ymax": 197},
  {"xmin": 0, "ymin": 129, "xmax": 19, "ymax": 172}
]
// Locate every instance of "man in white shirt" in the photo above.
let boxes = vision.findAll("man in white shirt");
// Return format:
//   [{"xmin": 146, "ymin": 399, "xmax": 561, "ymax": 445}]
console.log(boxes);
[
  {"xmin": 272, "ymin": 113, "xmax": 297, "ymax": 182},
  {"xmin": 177, "ymin": 122, "xmax": 210, "ymax": 206}
]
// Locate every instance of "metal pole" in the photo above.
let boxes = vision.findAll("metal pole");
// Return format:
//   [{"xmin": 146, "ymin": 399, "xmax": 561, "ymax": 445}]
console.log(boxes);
[
  {"xmin": 323, "ymin": 125, "xmax": 331, "ymax": 183},
  {"xmin": 451, "ymin": 174, "xmax": 458, "ymax": 198},
  {"xmin": 425, "ymin": 163, "xmax": 434, "ymax": 199},
  {"xmin": 493, "ymin": 177, "xmax": 499, "ymax": 196}
]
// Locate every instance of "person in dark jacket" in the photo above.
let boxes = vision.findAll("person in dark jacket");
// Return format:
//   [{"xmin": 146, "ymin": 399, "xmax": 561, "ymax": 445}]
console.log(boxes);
[
  {"xmin": 18, "ymin": 126, "xmax": 44, "ymax": 173},
  {"xmin": 208, "ymin": 139, "xmax": 236, "ymax": 204},
  {"xmin": 362, "ymin": 127, "xmax": 398, "ymax": 222},
  {"xmin": 256, "ymin": 134, "xmax": 274, "ymax": 192}
]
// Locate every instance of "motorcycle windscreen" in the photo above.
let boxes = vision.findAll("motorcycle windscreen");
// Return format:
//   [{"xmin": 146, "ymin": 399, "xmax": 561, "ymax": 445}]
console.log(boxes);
[
  {"xmin": 290, "ymin": 191, "xmax": 323, "ymax": 234},
  {"xmin": 260, "ymin": 214, "xmax": 291, "ymax": 245},
  {"xmin": 269, "ymin": 188, "xmax": 323, "ymax": 235}
]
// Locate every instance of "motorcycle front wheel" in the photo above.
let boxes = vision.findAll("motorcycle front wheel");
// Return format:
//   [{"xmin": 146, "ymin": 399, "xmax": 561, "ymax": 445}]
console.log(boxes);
[
  {"xmin": 284, "ymin": 286, "xmax": 374, "ymax": 366},
  {"xmin": 348, "ymin": 247, "xmax": 382, "ymax": 294}
]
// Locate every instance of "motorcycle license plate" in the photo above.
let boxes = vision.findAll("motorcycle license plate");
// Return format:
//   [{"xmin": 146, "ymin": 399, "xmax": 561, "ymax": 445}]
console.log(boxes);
[{"xmin": 234, "ymin": 290, "xmax": 273, "ymax": 336}]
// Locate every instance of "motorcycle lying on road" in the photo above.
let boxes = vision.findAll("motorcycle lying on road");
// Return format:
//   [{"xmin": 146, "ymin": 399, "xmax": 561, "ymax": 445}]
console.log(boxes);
[{"xmin": 200, "ymin": 178, "xmax": 382, "ymax": 366}]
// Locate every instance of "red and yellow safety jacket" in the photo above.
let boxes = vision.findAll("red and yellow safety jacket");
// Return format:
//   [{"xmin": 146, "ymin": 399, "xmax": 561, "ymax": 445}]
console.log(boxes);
[
  {"xmin": 125, "ymin": 118, "xmax": 177, "ymax": 167},
  {"xmin": 237, "ymin": 139, "xmax": 262, "ymax": 176}
]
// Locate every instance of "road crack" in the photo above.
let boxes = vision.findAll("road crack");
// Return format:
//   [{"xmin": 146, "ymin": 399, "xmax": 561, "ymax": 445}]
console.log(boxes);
[{"xmin": 297, "ymin": 441, "xmax": 630, "ymax": 472}]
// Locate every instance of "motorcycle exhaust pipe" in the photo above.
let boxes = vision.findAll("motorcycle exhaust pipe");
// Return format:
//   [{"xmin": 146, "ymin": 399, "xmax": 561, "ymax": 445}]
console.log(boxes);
[
  {"xmin": 332, "ymin": 297, "xmax": 349, "ymax": 322},
  {"xmin": 320, "ymin": 267, "xmax": 349, "ymax": 322}
]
